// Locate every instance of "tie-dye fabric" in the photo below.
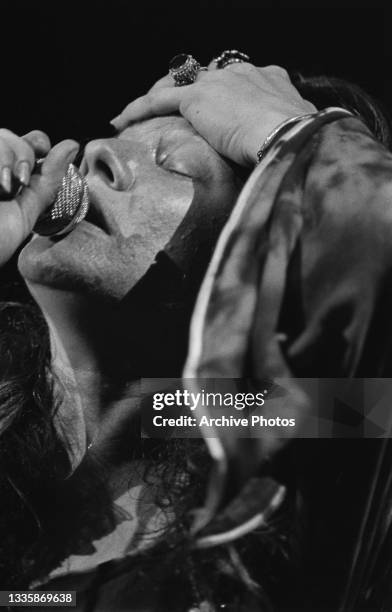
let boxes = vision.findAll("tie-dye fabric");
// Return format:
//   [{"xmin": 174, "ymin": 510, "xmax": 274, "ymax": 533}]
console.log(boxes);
[{"xmin": 185, "ymin": 109, "xmax": 392, "ymax": 521}]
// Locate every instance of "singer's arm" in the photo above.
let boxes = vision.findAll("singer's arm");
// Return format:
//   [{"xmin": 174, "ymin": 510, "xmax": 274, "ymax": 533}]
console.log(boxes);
[{"xmin": 0, "ymin": 130, "xmax": 79, "ymax": 267}]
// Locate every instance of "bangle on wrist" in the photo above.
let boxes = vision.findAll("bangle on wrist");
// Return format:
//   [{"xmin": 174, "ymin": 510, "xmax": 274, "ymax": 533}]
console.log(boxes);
[
  {"xmin": 255, "ymin": 107, "xmax": 355, "ymax": 165},
  {"xmin": 256, "ymin": 113, "xmax": 316, "ymax": 165}
]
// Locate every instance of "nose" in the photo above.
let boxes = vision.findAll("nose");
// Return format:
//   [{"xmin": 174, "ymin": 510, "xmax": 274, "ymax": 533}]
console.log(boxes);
[{"xmin": 83, "ymin": 139, "xmax": 135, "ymax": 191}]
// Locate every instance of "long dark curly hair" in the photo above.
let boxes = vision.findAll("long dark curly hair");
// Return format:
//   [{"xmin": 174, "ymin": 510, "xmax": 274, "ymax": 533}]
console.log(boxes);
[{"xmin": 0, "ymin": 74, "xmax": 391, "ymax": 610}]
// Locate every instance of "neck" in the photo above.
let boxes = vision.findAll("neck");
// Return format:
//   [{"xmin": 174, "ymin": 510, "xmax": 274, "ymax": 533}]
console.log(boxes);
[
  {"xmin": 23, "ymin": 283, "xmax": 169, "ymax": 556},
  {"xmin": 25, "ymin": 282, "xmax": 140, "ymax": 463}
]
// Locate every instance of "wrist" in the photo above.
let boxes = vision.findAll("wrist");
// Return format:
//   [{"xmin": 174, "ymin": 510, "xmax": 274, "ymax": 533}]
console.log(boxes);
[
  {"xmin": 244, "ymin": 103, "xmax": 318, "ymax": 166},
  {"xmin": 255, "ymin": 112, "xmax": 317, "ymax": 164},
  {"xmin": 254, "ymin": 107, "xmax": 357, "ymax": 166}
]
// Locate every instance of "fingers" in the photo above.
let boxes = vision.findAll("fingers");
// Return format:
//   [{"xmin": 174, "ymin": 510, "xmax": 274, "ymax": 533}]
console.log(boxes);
[
  {"xmin": 0, "ymin": 134, "xmax": 14, "ymax": 194},
  {"xmin": 207, "ymin": 57, "xmax": 219, "ymax": 70},
  {"xmin": 0, "ymin": 128, "xmax": 36, "ymax": 193},
  {"xmin": 17, "ymin": 140, "xmax": 79, "ymax": 237},
  {"xmin": 149, "ymin": 74, "xmax": 173, "ymax": 91},
  {"xmin": 111, "ymin": 87, "xmax": 183, "ymax": 129},
  {"xmin": 213, "ymin": 62, "xmax": 290, "ymax": 81},
  {"xmin": 222, "ymin": 62, "xmax": 288, "ymax": 87},
  {"xmin": 23, "ymin": 130, "xmax": 51, "ymax": 157},
  {"xmin": 260, "ymin": 64, "xmax": 291, "ymax": 81},
  {"xmin": 0, "ymin": 129, "xmax": 49, "ymax": 195},
  {"xmin": 222, "ymin": 61, "xmax": 255, "ymax": 73},
  {"xmin": 110, "ymin": 62, "xmax": 293, "ymax": 131},
  {"xmin": 207, "ymin": 60, "xmax": 292, "ymax": 89},
  {"xmin": 21, "ymin": 131, "xmax": 51, "ymax": 186},
  {"xmin": 110, "ymin": 67, "xmax": 214, "ymax": 129}
]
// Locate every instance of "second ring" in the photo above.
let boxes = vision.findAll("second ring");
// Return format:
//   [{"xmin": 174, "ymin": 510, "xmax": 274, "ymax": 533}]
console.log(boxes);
[{"xmin": 214, "ymin": 50, "xmax": 250, "ymax": 69}]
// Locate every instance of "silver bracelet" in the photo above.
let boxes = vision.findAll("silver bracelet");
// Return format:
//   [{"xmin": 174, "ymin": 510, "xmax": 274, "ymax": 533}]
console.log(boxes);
[
  {"xmin": 255, "ymin": 107, "xmax": 355, "ymax": 165},
  {"xmin": 256, "ymin": 113, "xmax": 317, "ymax": 165}
]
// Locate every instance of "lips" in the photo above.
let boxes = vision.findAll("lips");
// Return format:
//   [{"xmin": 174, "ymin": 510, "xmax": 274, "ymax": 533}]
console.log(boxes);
[
  {"xmin": 78, "ymin": 160, "xmax": 110, "ymax": 234},
  {"xmin": 84, "ymin": 202, "xmax": 107, "ymax": 233},
  {"xmin": 83, "ymin": 189, "xmax": 110, "ymax": 234}
]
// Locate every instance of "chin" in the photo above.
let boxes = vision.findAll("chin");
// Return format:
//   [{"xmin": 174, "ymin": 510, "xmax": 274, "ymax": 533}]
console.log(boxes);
[
  {"xmin": 18, "ymin": 235, "xmax": 61, "ymax": 285},
  {"xmin": 18, "ymin": 230, "xmax": 147, "ymax": 302}
]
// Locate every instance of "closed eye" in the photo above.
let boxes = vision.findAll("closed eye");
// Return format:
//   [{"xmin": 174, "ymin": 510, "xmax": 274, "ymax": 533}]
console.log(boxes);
[
  {"xmin": 158, "ymin": 154, "xmax": 192, "ymax": 178},
  {"xmin": 155, "ymin": 135, "xmax": 192, "ymax": 178}
]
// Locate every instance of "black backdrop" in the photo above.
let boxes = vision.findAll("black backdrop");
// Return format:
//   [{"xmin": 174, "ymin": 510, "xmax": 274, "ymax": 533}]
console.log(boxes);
[{"xmin": 0, "ymin": 0, "xmax": 390, "ymax": 142}]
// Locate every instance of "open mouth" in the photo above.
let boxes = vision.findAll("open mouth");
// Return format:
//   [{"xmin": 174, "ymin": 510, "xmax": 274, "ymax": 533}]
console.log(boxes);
[
  {"xmin": 78, "ymin": 155, "xmax": 110, "ymax": 234},
  {"xmin": 84, "ymin": 201, "xmax": 108, "ymax": 233}
]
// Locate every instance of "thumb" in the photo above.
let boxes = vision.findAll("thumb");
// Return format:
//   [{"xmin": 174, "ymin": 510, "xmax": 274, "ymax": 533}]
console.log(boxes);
[{"xmin": 17, "ymin": 140, "xmax": 79, "ymax": 233}]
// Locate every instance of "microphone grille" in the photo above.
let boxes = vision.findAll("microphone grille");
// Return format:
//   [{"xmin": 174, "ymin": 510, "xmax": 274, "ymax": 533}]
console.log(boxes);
[{"xmin": 34, "ymin": 164, "xmax": 89, "ymax": 237}]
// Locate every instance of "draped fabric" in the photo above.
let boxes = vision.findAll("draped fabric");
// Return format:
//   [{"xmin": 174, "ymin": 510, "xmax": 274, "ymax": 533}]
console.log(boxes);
[{"xmin": 184, "ymin": 111, "xmax": 392, "ymax": 516}]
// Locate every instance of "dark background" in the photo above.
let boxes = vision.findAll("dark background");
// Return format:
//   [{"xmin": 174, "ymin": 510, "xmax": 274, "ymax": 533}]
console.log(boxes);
[
  {"xmin": 0, "ymin": 0, "xmax": 390, "ymax": 143},
  {"xmin": 1, "ymin": 2, "xmax": 391, "ymax": 608},
  {"xmin": 0, "ymin": 2, "xmax": 388, "ymax": 609}
]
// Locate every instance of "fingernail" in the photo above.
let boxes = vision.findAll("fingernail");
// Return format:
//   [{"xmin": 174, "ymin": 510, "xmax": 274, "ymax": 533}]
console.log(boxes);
[
  {"xmin": 110, "ymin": 117, "xmax": 121, "ymax": 128},
  {"xmin": 1, "ymin": 166, "xmax": 12, "ymax": 193},
  {"xmin": 16, "ymin": 160, "xmax": 31, "ymax": 186}
]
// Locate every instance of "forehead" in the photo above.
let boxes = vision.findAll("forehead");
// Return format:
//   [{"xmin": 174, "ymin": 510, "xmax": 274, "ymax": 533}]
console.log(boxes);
[{"xmin": 118, "ymin": 115, "xmax": 200, "ymax": 142}]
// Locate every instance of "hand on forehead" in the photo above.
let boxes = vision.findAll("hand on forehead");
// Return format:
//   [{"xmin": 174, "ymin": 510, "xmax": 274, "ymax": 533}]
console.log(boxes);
[{"xmin": 111, "ymin": 59, "xmax": 315, "ymax": 167}]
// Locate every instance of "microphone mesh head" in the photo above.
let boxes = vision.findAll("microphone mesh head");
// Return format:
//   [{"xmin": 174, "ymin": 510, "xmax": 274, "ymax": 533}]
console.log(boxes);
[{"xmin": 34, "ymin": 164, "xmax": 89, "ymax": 236}]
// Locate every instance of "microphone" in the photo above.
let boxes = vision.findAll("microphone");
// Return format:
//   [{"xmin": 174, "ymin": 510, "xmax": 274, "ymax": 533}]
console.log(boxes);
[{"xmin": 33, "ymin": 163, "xmax": 89, "ymax": 237}]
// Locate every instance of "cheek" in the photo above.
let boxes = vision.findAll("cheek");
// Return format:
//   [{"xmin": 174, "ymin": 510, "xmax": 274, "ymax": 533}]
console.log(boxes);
[
  {"xmin": 165, "ymin": 175, "xmax": 241, "ymax": 273},
  {"xmin": 82, "ymin": 182, "xmax": 195, "ymax": 298},
  {"xmin": 109, "ymin": 177, "xmax": 194, "ymax": 245},
  {"xmin": 18, "ymin": 179, "xmax": 196, "ymax": 299}
]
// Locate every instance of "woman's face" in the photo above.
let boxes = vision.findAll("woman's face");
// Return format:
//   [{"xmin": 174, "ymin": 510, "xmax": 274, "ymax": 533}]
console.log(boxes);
[{"xmin": 18, "ymin": 116, "xmax": 241, "ymax": 300}]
